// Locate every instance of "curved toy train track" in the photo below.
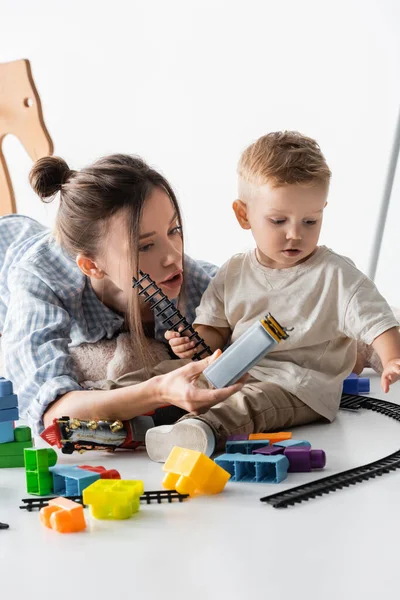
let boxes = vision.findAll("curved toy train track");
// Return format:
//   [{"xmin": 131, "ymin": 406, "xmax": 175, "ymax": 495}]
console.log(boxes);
[{"xmin": 261, "ymin": 393, "xmax": 400, "ymax": 508}]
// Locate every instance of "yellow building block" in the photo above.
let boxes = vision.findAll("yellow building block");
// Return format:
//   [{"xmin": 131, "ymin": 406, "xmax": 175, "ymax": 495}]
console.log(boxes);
[
  {"xmin": 162, "ymin": 446, "xmax": 230, "ymax": 496},
  {"xmin": 82, "ymin": 479, "xmax": 144, "ymax": 520}
]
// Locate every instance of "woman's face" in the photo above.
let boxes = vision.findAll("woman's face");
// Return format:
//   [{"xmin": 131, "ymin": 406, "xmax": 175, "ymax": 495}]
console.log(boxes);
[{"xmin": 103, "ymin": 187, "xmax": 184, "ymax": 299}]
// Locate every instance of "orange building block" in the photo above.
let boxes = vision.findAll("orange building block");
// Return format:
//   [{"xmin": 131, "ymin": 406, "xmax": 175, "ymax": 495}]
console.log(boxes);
[
  {"xmin": 40, "ymin": 497, "xmax": 86, "ymax": 533},
  {"xmin": 162, "ymin": 446, "xmax": 230, "ymax": 496},
  {"xmin": 248, "ymin": 432, "xmax": 292, "ymax": 443}
]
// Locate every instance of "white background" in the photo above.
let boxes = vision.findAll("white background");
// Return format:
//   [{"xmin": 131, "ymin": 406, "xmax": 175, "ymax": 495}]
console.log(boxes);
[{"xmin": 1, "ymin": 0, "xmax": 400, "ymax": 297}]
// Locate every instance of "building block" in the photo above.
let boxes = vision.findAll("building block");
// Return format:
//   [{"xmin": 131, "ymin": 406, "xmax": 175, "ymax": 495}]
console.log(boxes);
[
  {"xmin": 0, "ymin": 454, "xmax": 25, "ymax": 467},
  {"xmin": 253, "ymin": 445, "xmax": 284, "ymax": 456},
  {"xmin": 24, "ymin": 447, "xmax": 57, "ymax": 471},
  {"xmin": 227, "ymin": 434, "xmax": 249, "ymax": 441},
  {"xmin": 0, "ymin": 439, "xmax": 33, "ymax": 455},
  {"xmin": 0, "ymin": 407, "xmax": 19, "ymax": 423},
  {"xmin": 40, "ymin": 497, "xmax": 86, "ymax": 533},
  {"xmin": 248, "ymin": 432, "xmax": 292, "ymax": 443},
  {"xmin": 0, "ymin": 421, "xmax": 14, "ymax": 443},
  {"xmin": 284, "ymin": 448, "xmax": 326, "ymax": 472},
  {"xmin": 24, "ymin": 448, "xmax": 58, "ymax": 495},
  {"xmin": 50, "ymin": 465, "xmax": 100, "ymax": 496},
  {"xmin": 14, "ymin": 425, "xmax": 32, "ymax": 442},
  {"xmin": 0, "ymin": 393, "xmax": 18, "ymax": 410},
  {"xmin": 272, "ymin": 439, "xmax": 311, "ymax": 449},
  {"xmin": 214, "ymin": 453, "xmax": 289, "ymax": 483},
  {"xmin": 83, "ymin": 479, "xmax": 144, "ymax": 519},
  {"xmin": 162, "ymin": 447, "xmax": 231, "ymax": 496},
  {"xmin": 0, "ymin": 377, "xmax": 13, "ymax": 396},
  {"xmin": 226, "ymin": 440, "xmax": 271, "ymax": 454},
  {"xmin": 79, "ymin": 465, "xmax": 121, "ymax": 479},
  {"xmin": 343, "ymin": 373, "xmax": 370, "ymax": 394},
  {"xmin": 203, "ymin": 315, "xmax": 287, "ymax": 388}
]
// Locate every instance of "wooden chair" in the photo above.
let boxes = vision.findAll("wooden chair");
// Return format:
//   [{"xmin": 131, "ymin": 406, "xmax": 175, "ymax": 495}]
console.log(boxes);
[{"xmin": 0, "ymin": 59, "xmax": 53, "ymax": 216}]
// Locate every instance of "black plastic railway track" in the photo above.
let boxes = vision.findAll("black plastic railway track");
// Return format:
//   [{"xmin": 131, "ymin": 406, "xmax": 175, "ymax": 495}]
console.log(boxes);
[
  {"xmin": 132, "ymin": 271, "xmax": 212, "ymax": 360},
  {"xmin": 20, "ymin": 490, "xmax": 189, "ymax": 511},
  {"xmin": 261, "ymin": 393, "xmax": 400, "ymax": 508}
]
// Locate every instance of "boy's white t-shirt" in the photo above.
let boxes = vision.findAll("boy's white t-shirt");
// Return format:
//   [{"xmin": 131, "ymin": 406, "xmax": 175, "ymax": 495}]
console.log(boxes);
[{"xmin": 193, "ymin": 246, "xmax": 398, "ymax": 421}]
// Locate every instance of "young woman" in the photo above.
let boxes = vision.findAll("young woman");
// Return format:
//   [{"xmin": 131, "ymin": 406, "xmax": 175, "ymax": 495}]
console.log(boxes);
[{"xmin": 0, "ymin": 154, "xmax": 244, "ymax": 435}]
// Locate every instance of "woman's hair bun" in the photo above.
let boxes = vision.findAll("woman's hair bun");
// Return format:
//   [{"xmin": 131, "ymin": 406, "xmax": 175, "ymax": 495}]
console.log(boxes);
[{"xmin": 29, "ymin": 156, "xmax": 72, "ymax": 201}]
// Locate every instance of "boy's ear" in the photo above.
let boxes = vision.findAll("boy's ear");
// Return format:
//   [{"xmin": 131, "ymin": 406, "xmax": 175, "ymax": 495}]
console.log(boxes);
[
  {"xmin": 232, "ymin": 199, "xmax": 251, "ymax": 230},
  {"xmin": 76, "ymin": 254, "xmax": 105, "ymax": 279}
]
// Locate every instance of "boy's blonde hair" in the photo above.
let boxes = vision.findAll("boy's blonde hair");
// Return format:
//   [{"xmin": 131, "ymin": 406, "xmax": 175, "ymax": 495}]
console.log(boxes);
[{"xmin": 238, "ymin": 131, "xmax": 332, "ymax": 188}]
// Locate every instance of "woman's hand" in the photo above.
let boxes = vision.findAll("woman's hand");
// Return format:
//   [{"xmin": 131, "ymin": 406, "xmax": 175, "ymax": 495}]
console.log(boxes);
[
  {"xmin": 165, "ymin": 328, "xmax": 197, "ymax": 359},
  {"xmin": 154, "ymin": 349, "xmax": 247, "ymax": 414}
]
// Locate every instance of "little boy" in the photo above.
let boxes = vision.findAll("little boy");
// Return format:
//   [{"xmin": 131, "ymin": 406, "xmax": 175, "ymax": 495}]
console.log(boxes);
[{"xmin": 144, "ymin": 131, "xmax": 400, "ymax": 461}]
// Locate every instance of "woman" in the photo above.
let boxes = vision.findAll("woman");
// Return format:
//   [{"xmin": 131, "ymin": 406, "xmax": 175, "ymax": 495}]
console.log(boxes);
[{"xmin": 0, "ymin": 154, "xmax": 244, "ymax": 435}]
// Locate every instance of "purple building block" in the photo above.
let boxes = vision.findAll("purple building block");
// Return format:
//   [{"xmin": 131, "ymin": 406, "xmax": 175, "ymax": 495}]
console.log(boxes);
[
  {"xmin": 253, "ymin": 446, "xmax": 284, "ymax": 456},
  {"xmin": 284, "ymin": 448, "xmax": 326, "ymax": 472}
]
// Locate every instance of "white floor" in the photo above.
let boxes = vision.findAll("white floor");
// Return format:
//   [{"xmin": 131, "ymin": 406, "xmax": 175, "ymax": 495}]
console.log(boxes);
[{"xmin": 2, "ymin": 370, "xmax": 400, "ymax": 600}]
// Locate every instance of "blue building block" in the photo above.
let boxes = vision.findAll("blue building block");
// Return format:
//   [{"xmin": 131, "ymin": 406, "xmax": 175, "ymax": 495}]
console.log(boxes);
[
  {"xmin": 0, "ymin": 378, "xmax": 13, "ymax": 396},
  {"xmin": 0, "ymin": 407, "xmax": 19, "ymax": 423},
  {"xmin": 0, "ymin": 394, "xmax": 18, "ymax": 410},
  {"xmin": 343, "ymin": 373, "xmax": 370, "ymax": 394},
  {"xmin": 214, "ymin": 454, "xmax": 289, "ymax": 483},
  {"xmin": 0, "ymin": 422, "xmax": 14, "ymax": 443},
  {"xmin": 226, "ymin": 440, "xmax": 270, "ymax": 454},
  {"xmin": 49, "ymin": 465, "xmax": 100, "ymax": 496},
  {"xmin": 272, "ymin": 439, "xmax": 311, "ymax": 449}
]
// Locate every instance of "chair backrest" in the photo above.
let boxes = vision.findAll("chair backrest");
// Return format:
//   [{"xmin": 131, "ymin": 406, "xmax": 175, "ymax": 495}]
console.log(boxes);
[{"xmin": 0, "ymin": 59, "xmax": 53, "ymax": 216}]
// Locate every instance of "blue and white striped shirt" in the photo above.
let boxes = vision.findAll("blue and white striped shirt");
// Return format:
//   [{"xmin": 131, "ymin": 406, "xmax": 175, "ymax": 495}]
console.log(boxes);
[{"xmin": 0, "ymin": 215, "xmax": 217, "ymax": 434}]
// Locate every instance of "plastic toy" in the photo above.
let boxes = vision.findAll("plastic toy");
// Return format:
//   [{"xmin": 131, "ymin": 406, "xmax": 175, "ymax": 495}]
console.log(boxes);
[
  {"xmin": 342, "ymin": 373, "xmax": 370, "ymax": 394},
  {"xmin": 0, "ymin": 59, "xmax": 53, "ymax": 216},
  {"xmin": 78, "ymin": 465, "xmax": 121, "ymax": 479},
  {"xmin": 272, "ymin": 439, "xmax": 311, "ymax": 449},
  {"xmin": 132, "ymin": 270, "xmax": 212, "ymax": 360},
  {"xmin": 214, "ymin": 453, "xmax": 289, "ymax": 483},
  {"xmin": 162, "ymin": 446, "xmax": 231, "ymax": 496},
  {"xmin": 49, "ymin": 465, "xmax": 101, "ymax": 496},
  {"xmin": 40, "ymin": 497, "xmax": 86, "ymax": 533},
  {"xmin": 0, "ymin": 428, "xmax": 33, "ymax": 468},
  {"xmin": 24, "ymin": 447, "xmax": 57, "ymax": 495},
  {"xmin": 203, "ymin": 313, "xmax": 290, "ymax": 388},
  {"xmin": 226, "ymin": 440, "xmax": 271, "ymax": 454},
  {"xmin": 40, "ymin": 415, "xmax": 147, "ymax": 454},
  {"xmin": 249, "ymin": 432, "xmax": 292, "ymax": 443},
  {"xmin": 82, "ymin": 479, "xmax": 144, "ymax": 520},
  {"xmin": 20, "ymin": 490, "xmax": 189, "ymax": 512},
  {"xmin": 284, "ymin": 448, "xmax": 326, "ymax": 472}
]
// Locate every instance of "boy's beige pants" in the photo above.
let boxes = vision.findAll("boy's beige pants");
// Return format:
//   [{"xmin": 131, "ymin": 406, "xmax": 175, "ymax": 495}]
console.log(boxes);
[{"xmin": 98, "ymin": 359, "xmax": 322, "ymax": 447}]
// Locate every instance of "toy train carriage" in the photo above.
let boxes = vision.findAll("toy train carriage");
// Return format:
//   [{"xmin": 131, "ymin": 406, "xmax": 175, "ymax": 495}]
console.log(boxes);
[{"xmin": 40, "ymin": 416, "xmax": 143, "ymax": 454}]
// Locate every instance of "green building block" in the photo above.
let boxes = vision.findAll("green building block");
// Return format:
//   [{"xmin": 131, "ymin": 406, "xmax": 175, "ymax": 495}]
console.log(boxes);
[
  {"xmin": 24, "ymin": 448, "xmax": 57, "ymax": 471},
  {"xmin": 14, "ymin": 425, "xmax": 32, "ymax": 442},
  {"xmin": 0, "ymin": 454, "xmax": 25, "ymax": 468},
  {"xmin": 0, "ymin": 440, "xmax": 33, "ymax": 456},
  {"xmin": 24, "ymin": 448, "xmax": 58, "ymax": 495},
  {"xmin": 26, "ymin": 470, "xmax": 53, "ymax": 495}
]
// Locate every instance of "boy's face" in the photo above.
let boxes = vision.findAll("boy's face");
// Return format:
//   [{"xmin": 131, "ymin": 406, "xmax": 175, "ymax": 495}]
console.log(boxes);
[{"xmin": 233, "ymin": 180, "xmax": 328, "ymax": 269}]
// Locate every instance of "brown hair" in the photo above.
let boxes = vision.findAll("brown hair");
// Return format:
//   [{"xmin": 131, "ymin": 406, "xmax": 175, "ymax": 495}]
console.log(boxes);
[
  {"xmin": 29, "ymin": 154, "xmax": 183, "ymax": 367},
  {"xmin": 238, "ymin": 131, "xmax": 332, "ymax": 188}
]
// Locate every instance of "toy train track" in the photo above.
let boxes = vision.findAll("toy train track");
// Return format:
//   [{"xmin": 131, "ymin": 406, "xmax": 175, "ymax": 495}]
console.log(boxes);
[
  {"xmin": 132, "ymin": 270, "xmax": 212, "ymax": 361},
  {"xmin": 261, "ymin": 393, "xmax": 400, "ymax": 508},
  {"xmin": 20, "ymin": 490, "xmax": 189, "ymax": 511}
]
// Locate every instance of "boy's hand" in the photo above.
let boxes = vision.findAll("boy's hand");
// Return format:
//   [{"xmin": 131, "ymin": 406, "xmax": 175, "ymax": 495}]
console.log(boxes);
[
  {"xmin": 381, "ymin": 359, "xmax": 400, "ymax": 393},
  {"xmin": 165, "ymin": 328, "xmax": 197, "ymax": 359}
]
